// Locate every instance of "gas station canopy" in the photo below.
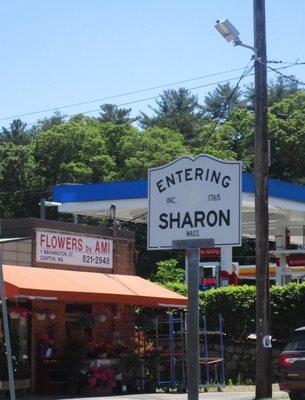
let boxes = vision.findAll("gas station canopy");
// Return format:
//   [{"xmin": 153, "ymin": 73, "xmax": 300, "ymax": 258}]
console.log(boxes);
[{"xmin": 52, "ymin": 172, "xmax": 305, "ymax": 246}]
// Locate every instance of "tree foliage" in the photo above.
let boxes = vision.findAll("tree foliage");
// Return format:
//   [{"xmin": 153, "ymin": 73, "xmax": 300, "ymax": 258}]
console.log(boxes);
[
  {"xmin": 32, "ymin": 115, "xmax": 116, "ymax": 185},
  {"xmin": 139, "ymin": 88, "xmax": 206, "ymax": 146},
  {"xmin": 153, "ymin": 259, "xmax": 185, "ymax": 285},
  {"xmin": 1, "ymin": 119, "xmax": 32, "ymax": 145},
  {"xmin": 203, "ymin": 82, "xmax": 244, "ymax": 120},
  {"xmin": 98, "ymin": 103, "xmax": 136, "ymax": 124},
  {"xmin": 0, "ymin": 143, "xmax": 41, "ymax": 218},
  {"xmin": 121, "ymin": 127, "xmax": 187, "ymax": 179}
]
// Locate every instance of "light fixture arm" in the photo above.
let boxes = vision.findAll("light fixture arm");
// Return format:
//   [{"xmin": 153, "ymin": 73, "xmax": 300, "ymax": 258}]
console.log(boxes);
[{"xmin": 234, "ymin": 39, "xmax": 258, "ymax": 60}]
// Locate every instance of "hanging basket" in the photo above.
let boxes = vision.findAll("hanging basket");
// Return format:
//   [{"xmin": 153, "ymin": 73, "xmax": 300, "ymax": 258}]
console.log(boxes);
[
  {"xmin": 9, "ymin": 311, "xmax": 20, "ymax": 319},
  {"xmin": 97, "ymin": 314, "xmax": 107, "ymax": 323},
  {"xmin": 36, "ymin": 312, "xmax": 46, "ymax": 321}
]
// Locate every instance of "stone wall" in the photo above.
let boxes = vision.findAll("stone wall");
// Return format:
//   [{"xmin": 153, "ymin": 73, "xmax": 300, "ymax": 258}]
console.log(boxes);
[{"xmin": 207, "ymin": 341, "xmax": 282, "ymax": 383}]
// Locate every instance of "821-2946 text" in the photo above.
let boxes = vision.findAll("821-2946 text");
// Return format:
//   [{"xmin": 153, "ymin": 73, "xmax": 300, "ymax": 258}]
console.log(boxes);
[{"xmin": 82, "ymin": 255, "xmax": 110, "ymax": 265}]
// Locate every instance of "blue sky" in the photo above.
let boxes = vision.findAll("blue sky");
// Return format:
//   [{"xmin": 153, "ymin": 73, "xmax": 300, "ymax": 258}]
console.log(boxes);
[{"xmin": 1, "ymin": 1, "xmax": 304, "ymax": 127}]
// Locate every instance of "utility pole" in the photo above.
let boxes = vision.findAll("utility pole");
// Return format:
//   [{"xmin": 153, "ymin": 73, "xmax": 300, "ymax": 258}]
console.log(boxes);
[{"xmin": 253, "ymin": 0, "xmax": 272, "ymax": 398}]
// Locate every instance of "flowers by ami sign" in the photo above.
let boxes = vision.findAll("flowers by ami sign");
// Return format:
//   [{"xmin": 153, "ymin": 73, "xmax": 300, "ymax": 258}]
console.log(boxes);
[
  {"xmin": 36, "ymin": 230, "xmax": 113, "ymax": 268},
  {"xmin": 148, "ymin": 154, "xmax": 242, "ymax": 250}
]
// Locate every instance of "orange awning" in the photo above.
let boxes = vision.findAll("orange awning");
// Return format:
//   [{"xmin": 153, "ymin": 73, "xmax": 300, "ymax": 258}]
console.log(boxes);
[{"xmin": 3, "ymin": 265, "xmax": 187, "ymax": 308}]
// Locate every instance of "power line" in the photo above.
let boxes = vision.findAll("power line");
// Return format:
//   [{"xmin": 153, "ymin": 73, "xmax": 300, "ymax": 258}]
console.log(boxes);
[
  {"xmin": 24, "ymin": 62, "xmax": 302, "ymax": 128},
  {"xmin": 18, "ymin": 77, "xmax": 252, "ymax": 126},
  {"xmin": 202, "ymin": 59, "xmax": 255, "ymax": 147},
  {"xmin": 265, "ymin": 63, "xmax": 305, "ymax": 87},
  {"xmin": 23, "ymin": 74, "xmax": 254, "ymax": 128},
  {"xmin": 2, "ymin": 61, "xmax": 303, "ymax": 130},
  {"xmin": 0, "ymin": 66, "xmax": 251, "ymax": 122}
]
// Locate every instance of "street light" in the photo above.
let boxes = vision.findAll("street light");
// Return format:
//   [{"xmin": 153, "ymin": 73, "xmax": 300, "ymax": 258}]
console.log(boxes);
[
  {"xmin": 215, "ymin": 19, "xmax": 240, "ymax": 43},
  {"xmin": 215, "ymin": 4, "xmax": 272, "ymax": 399},
  {"xmin": 215, "ymin": 19, "xmax": 257, "ymax": 57}
]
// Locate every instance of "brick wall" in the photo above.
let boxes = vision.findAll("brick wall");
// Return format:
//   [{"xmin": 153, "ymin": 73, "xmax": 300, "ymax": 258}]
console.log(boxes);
[
  {"xmin": 2, "ymin": 239, "xmax": 32, "ymax": 266},
  {"xmin": 1, "ymin": 218, "xmax": 136, "ymax": 275}
]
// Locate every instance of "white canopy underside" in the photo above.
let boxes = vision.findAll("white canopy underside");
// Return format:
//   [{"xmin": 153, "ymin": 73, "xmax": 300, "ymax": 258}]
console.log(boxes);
[{"xmin": 58, "ymin": 192, "xmax": 305, "ymax": 247}]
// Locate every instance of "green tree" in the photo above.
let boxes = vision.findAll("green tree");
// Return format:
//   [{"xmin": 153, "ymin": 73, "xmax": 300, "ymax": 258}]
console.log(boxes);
[
  {"xmin": 98, "ymin": 103, "xmax": 136, "ymax": 124},
  {"xmin": 120, "ymin": 127, "xmax": 188, "ymax": 179},
  {"xmin": 32, "ymin": 115, "xmax": 116, "ymax": 186},
  {"xmin": 0, "ymin": 119, "xmax": 31, "ymax": 145},
  {"xmin": 153, "ymin": 259, "xmax": 185, "ymax": 284},
  {"xmin": 203, "ymin": 82, "xmax": 244, "ymax": 120},
  {"xmin": 139, "ymin": 88, "xmax": 206, "ymax": 146},
  {"xmin": 0, "ymin": 143, "xmax": 42, "ymax": 218},
  {"xmin": 30, "ymin": 111, "xmax": 66, "ymax": 134},
  {"xmin": 268, "ymin": 91, "xmax": 305, "ymax": 183},
  {"xmin": 244, "ymin": 75, "xmax": 300, "ymax": 110},
  {"xmin": 99, "ymin": 122, "xmax": 139, "ymax": 176}
]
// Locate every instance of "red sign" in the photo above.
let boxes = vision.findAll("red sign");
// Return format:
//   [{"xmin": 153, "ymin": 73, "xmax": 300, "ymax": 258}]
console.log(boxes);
[
  {"xmin": 200, "ymin": 247, "xmax": 221, "ymax": 257},
  {"xmin": 276, "ymin": 256, "xmax": 305, "ymax": 267}
]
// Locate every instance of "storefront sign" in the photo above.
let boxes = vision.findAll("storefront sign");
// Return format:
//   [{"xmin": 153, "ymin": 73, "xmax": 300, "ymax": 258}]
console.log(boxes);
[
  {"xmin": 276, "ymin": 256, "xmax": 305, "ymax": 267},
  {"xmin": 200, "ymin": 247, "xmax": 221, "ymax": 257},
  {"xmin": 36, "ymin": 230, "xmax": 113, "ymax": 269},
  {"xmin": 148, "ymin": 154, "xmax": 242, "ymax": 249}
]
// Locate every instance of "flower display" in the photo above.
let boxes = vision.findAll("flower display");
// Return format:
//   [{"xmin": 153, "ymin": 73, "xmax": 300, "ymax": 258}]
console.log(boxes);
[
  {"xmin": 0, "ymin": 344, "xmax": 30, "ymax": 380},
  {"xmin": 35, "ymin": 308, "xmax": 56, "ymax": 320},
  {"xmin": 85, "ymin": 365, "xmax": 115, "ymax": 389},
  {"xmin": 88, "ymin": 340, "xmax": 130, "ymax": 359},
  {"xmin": 8, "ymin": 307, "xmax": 31, "ymax": 319}
]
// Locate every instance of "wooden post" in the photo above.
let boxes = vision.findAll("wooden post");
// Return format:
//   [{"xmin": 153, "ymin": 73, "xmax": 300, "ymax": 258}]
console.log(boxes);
[{"xmin": 253, "ymin": 0, "xmax": 272, "ymax": 398}]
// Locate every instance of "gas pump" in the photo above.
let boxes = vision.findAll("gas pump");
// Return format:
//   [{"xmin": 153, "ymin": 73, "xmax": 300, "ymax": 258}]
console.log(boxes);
[{"xmin": 199, "ymin": 262, "xmax": 220, "ymax": 291}]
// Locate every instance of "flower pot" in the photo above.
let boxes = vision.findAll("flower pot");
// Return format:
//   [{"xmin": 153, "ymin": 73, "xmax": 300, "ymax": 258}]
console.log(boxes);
[
  {"xmin": 9, "ymin": 311, "xmax": 19, "ymax": 319},
  {"xmin": 49, "ymin": 312, "xmax": 56, "ymax": 320},
  {"xmin": 36, "ymin": 312, "xmax": 46, "ymax": 321}
]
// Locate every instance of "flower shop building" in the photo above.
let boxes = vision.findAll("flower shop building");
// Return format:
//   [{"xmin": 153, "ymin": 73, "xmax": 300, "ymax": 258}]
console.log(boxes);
[{"xmin": 0, "ymin": 218, "xmax": 187, "ymax": 395}]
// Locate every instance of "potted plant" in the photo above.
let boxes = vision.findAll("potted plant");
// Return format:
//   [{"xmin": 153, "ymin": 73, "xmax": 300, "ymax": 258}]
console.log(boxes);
[
  {"xmin": 35, "ymin": 308, "xmax": 55, "ymax": 320},
  {"xmin": 97, "ymin": 306, "xmax": 113, "ymax": 323},
  {"xmin": 36, "ymin": 332, "xmax": 55, "ymax": 358},
  {"xmin": 9, "ymin": 309, "xmax": 20, "ymax": 319}
]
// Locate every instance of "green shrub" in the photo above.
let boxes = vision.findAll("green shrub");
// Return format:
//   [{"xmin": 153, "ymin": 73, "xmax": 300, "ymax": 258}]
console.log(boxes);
[
  {"xmin": 162, "ymin": 281, "xmax": 188, "ymax": 296},
  {"xmin": 199, "ymin": 283, "xmax": 305, "ymax": 342},
  {"xmin": 200, "ymin": 285, "xmax": 256, "ymax": 341},
  {"xmin": 271, "ymin": 283, "xmax": 305, "ymax": 341}
]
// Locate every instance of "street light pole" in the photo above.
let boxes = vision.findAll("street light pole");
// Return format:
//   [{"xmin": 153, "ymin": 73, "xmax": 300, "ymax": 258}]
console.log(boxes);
[
  {"xmin": 253, "ymin": 0, "xmax": 272, "ymax": 398},
  {"xmin": 215, "ymin": 3, "xmax": 271, "ymax": 397}
]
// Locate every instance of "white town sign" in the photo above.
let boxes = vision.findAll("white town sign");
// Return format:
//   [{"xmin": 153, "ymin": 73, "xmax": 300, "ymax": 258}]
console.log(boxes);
[{"xmin": 148, "ymin": 154, "xmax": 242, "ymax": 250}]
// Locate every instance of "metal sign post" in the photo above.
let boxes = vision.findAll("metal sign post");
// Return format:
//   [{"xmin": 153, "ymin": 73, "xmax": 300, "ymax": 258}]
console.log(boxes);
[
  {"xmin": 173, "ymin": 239, "xmax": 214, "ymax": 400},
  {"xmin": 0, "ymin": 248, "xmax": 16, "ymax": 400}
]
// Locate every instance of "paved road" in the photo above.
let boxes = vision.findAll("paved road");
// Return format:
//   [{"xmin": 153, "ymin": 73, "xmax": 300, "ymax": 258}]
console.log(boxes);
[{"xmin": 64, "ymin": 391, "xmax": 288, "ymax": 400}]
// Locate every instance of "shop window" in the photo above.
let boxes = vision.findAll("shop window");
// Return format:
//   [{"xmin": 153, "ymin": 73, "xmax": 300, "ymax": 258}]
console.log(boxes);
[{"xmin": 65, "ymin": 304, "xmax": 92, "ymax": 341}]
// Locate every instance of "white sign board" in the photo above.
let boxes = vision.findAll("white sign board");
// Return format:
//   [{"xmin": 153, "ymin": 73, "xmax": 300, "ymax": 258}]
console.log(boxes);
[
  {"xmin": 36, "ymin": 230, "xmax": 113, "ymax": 269},
  {"xmin": 148, "ymin": 154, "xmax": 242, "ymax": 249}
]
